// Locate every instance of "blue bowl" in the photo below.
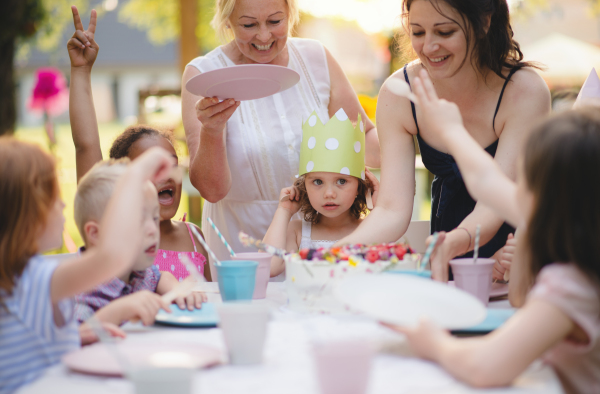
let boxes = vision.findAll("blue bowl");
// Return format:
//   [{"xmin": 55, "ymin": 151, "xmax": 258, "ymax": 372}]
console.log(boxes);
[
  {"xmin": 385, "ymin": 269, "xmax": 432, "ymax": 279},
  {"xmin": 216, "ymin": 260, "xmax": 258, "ymax": 301}
]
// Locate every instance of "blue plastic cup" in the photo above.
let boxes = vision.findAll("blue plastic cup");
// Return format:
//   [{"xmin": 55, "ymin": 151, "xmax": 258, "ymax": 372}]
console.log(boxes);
[
  {"xmin": 216, "ymin": 261, "xmax": 258, "ymax": 302},
  {"xmin": 385, "ymin": 269, "xmax": 432, "ymax": 279}
]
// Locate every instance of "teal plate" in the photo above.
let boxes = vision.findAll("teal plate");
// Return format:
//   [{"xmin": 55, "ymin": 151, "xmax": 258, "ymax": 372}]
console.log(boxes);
[
  {"xmin": 451, "ymin": 308, "xmax": 515, "ymax": 335},
  {"xmin": 155, "ymin": 302, "xmax": 219, "ymax": 327}
]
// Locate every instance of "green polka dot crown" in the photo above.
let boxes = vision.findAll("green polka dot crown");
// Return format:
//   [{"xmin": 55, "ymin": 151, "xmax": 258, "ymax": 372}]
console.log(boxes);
[{"xmin": 299, "ymin": 108, "xmax": 366, "ymax": 180}]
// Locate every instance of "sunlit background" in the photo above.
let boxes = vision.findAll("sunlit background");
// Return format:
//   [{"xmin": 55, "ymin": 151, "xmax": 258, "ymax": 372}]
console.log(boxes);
[{"xmin": 9, "ymin": 0, "xmax": 600, "ymax": 251}]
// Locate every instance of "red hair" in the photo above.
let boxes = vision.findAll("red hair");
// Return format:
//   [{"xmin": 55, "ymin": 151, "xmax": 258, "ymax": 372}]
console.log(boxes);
[{"xmin": 0, "ymin": 137, "xmax": 59, "ymax": 295}]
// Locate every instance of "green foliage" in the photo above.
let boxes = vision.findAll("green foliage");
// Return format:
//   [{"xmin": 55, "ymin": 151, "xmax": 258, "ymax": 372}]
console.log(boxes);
[{"xmin": 119, "ymin": 0, "xmax": 219, "ymax": 54}]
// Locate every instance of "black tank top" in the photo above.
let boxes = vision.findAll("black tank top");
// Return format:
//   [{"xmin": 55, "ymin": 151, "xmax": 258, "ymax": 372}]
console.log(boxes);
[{"xmin": 403, "ymin": 64, "xmax": 517, "ymax": 261}]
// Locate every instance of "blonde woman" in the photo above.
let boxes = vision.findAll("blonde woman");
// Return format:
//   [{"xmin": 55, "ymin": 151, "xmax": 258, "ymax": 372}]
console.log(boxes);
[{"xmin": 181, "ymin": 0, "xmax": 380, "ymax": 279}]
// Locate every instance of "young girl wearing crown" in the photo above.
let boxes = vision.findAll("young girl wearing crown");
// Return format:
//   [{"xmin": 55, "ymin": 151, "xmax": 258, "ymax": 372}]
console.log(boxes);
[{"xmin": 264, "ymin": 109, "xmax": 378, "ymax": 278}]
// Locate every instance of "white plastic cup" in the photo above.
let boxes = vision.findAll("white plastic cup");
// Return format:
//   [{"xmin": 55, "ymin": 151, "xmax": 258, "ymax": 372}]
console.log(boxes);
[
  {"xmin": 217, "ymin": 303, "xmax": 270, "ymax": 365},
  {"xmin": 129, "ymin": 367, "xmax": 194, "ymax": 394},
  {"xmin": 312, "ymin": 340, "xmax": 373, "ymax": 394},
  {"xmin": 449, "ymin": 258, "xmax": 495, "ymax": 306}
]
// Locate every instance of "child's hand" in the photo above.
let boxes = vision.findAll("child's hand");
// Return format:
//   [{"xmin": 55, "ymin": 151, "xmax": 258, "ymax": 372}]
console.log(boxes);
[
  {"xmin": 174, "ymin": 291, "xmax": 206, "ymax": 311},
  {"xmin": 364, "ymin": 169, "xmax": 379, "ymax": 208},
  {"xmin": 493, "ymin": 233, "xmax": 515, "ymax": 281},
  {"xmin": 381, "ymin": 318, "xmax": 450, "ymax": 361},
  {"xmin": 413, "ymin": 69, "xmax": 465, "ymax": 143},
  {"xmin": 67, "ymin": 6, "xmax": 99, "ymax": 69},
  {"xmin": 118, "ymin": 290, "xmax": 171, "ymax": 325},
  {"xmin": 79, "ymin": 321, "xmax": 126, "ymax": 346},
  {"xmin": 131, "ymin": 147, "xmax": 178, "ymax": 185},
  {"xmin": 278, "ymin": 186, "xmax": 301, "ymax": 215}
]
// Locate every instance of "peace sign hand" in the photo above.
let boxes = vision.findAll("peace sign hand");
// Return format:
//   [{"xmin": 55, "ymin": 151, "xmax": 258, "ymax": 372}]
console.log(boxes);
[{"xmin": 67, "ymin": 6, "xmax": 99, "ymax": 69}]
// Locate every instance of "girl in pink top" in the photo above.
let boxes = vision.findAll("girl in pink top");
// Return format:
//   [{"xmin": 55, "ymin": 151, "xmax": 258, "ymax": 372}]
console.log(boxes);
[
  {"xmin": 382, "ymin": 69, "xmax": 600, "ymax": 393},
  {"xmin": 67, "ymin": 7, "xmax": 210, "ymax": 281}
]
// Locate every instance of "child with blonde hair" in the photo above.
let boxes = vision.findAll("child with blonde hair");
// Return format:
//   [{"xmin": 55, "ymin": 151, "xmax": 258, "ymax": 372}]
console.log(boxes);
[
  {"xmin": 385, "ymin": 70, "xmax": 600, "ymax": 393},
  {"xmin": 264, "ymin": 110, "xmax": 378, "ymax": 278},
  {"xmin": 73, "ymin": 161, "xmax": 204, "ymax": 326},
  {"xmin": 0, "ymin": 139, "xmax": 174, "ymax": 393},
  {"xmin": 68, "ymin": 6, "xmax": 210, "ymax": 281}
]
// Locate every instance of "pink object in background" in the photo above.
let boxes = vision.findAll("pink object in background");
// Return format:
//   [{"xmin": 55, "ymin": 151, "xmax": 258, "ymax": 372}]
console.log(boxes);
[
  {"xmin": 27, "ymin": 67, "xmax": 69, "ymax": 117},
  {"xmin": 233, "ymin": 252, "xmax": 272, "ymax": 299},
  {"xmin": 312, "ymin": 340, "xmax": 373, "ymax": 394},
  {"xmin": 449, "ymin": 258, "xmax": 495, "ymax": 306}
]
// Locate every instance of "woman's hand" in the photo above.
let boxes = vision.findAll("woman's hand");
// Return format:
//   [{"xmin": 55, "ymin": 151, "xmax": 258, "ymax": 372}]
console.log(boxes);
[
  {"xmin": 195, "ymin": 97, "xmax": 240, "ymax": 135},
  {"xmin": 425, "ymin": 232, "xmax": 452, "ymax": 282},
  {"xmin": 364, "ymin": 168, "xmax": 379, "ymax": 208},
  {"xmin": 67, "ymin": 6, "xmax": 99, "ymax": 70},
  {"xmin": 493, "ymin": 233, "xmax": 515, "ymax": 281},
  {"xmin": 382, "ymin": 318, "xmax": 450, "ymax": 361},
  {"xmin": 413, "ymin": 69, "xmax": 465, "ymax": 143},
  {"xmin": 278, "ymin": 186, "xmax": 301, "ymax": 216}
]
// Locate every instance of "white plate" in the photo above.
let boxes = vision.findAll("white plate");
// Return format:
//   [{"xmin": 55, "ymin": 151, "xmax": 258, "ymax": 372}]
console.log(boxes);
[
  {"xmin": 62, "ymin": 341, "xmax": 221, "ymax": 376},
  {"xmin": 185, "ymin": 64, "xmax": 300, "ymax": 101},
  {"xmin": 334, "ymin": 274, "xmax": 486, "ymax": 329}
]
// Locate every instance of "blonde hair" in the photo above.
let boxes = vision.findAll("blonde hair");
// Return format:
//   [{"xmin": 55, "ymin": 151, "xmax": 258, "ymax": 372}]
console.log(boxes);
[
  {"xmin": 211, "ymin": 0, "xmax": 300, "ymax": 42},
  {"xmin": 74, "ymin": 160, "xmax": 129, "ymax": 243}
]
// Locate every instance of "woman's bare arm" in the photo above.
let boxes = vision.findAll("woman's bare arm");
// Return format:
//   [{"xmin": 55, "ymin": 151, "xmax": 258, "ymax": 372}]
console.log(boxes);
[{"xmin": 181, "ymin": 65, "xmax": 239, "ymax": 202}]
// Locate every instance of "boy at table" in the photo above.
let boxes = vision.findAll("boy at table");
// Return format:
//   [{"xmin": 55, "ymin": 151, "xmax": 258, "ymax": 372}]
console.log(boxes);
[{"xmin": 73, "ymin": 160, "xmax": 205, "ymax": 326}]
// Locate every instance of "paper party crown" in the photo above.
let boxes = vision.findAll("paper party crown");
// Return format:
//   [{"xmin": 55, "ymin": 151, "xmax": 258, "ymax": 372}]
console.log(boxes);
[
  {"xmin": 575, "ymin": 68, "xmax": 600, "ymax": 107},
  {"xmin": 299, "ymin": 108, "xmax": 365, "ymax": 180}
]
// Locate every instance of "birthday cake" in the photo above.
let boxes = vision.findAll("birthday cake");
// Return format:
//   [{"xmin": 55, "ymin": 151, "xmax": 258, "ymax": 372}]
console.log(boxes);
[{"xmin": 285, "ymin": 242, "xmax": 419, "ymax": 313}]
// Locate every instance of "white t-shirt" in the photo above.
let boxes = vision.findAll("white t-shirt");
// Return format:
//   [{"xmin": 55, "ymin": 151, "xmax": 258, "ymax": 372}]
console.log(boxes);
[{"xmin": 0, "ymin": 256, "xmax": 79, "ymax": 393}]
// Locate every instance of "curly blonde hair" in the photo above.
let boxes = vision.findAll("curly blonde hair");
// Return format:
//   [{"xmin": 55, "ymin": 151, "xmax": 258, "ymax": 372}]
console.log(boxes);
[
  {"xmin": 294, "ymin": 174, "xmax": 372, "ymax": 225},
  {"xmin": 211, "ymin": 0, "xmax": 300, "ymax": 43}
]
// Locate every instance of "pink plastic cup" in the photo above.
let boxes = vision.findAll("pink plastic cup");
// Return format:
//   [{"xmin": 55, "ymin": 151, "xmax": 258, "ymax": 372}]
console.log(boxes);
[
  {"xmin": 312, "ymin": 340, "xmax": 373, "ymax": 394},
  {"xmin": 449, "ymin": 258, "xmax": 495, "ymax": 306},
  {"xmin": 233, "ymin": 252, "xmax": 272, "ymax": 299}
]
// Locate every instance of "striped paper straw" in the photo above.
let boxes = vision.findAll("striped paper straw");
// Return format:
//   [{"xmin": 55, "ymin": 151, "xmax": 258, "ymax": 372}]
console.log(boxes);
[
  {"xmin": 208, "ymin": 218, "xmax": 236, "ymax": 257},
  {"xmin": 419, "ymin": 232, "xmax": 439, "ymax": 271},
  {"xmin": 189, "ymin": 224, "xmax": 221, "ymax": 266},
  {"xmin": 473, "ymin": 224, "xmax": 481, "ymax": 264}
]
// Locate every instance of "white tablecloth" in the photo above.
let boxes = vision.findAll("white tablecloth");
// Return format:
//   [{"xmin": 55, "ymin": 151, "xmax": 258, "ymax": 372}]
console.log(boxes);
[{"xmin": 18, "ymin": 283, "xmax": 564, "ymax": 394}]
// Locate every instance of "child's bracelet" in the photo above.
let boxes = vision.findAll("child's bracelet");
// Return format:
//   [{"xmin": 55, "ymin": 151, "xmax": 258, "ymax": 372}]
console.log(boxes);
[{"xmin": 456, "ymin": 227, "xmax": 472, "ymax": 255}]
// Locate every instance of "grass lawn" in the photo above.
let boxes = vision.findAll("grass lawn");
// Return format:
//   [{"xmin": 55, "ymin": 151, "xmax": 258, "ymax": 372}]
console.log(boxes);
[{"xmin": 14, "ymin": 122, "xmax": 190, "ymax": 254}]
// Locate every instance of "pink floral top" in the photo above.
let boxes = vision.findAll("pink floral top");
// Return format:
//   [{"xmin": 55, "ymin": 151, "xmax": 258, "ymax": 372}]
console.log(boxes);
[{"xmin": 154, "ymin": 222, "xmax": 207, "ymax": 281}]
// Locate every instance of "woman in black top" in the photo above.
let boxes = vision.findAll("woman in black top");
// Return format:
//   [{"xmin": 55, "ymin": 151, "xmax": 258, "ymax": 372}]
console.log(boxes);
[{"xmin": 339, "ymin": 0, "xmax": 550, "ymax": 281}]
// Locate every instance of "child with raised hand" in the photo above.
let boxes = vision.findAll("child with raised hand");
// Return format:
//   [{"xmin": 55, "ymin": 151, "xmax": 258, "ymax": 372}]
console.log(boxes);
[
  {"xmin": 67, "ymin": 6, "xmax": 210, "ymax": 282},
  {"xmin": 73, "ymin": 160, "xmax": 205, "ymax": 326},
  {"xmin": 0, "ymin": 139, "xmax": 174, "ymax": 393},
  {"xmin": 263, "ymin": 110, "xmax": 378, "ymax": 278},
  {"xmin": 384, "ymin": 69, "xmax": 600, "ymax": 392}
]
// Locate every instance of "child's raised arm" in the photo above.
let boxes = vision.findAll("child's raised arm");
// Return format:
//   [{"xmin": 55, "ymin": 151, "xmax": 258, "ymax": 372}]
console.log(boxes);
[
  {"xmin": 263, "ymin": 186, "xmax": 302, "ymax": 277},
  {"xmin": 411, "ymin": 70, "xmax": 521, "ymax": 228},
  {"xmin": 68, "ymin": 6, "xmax": 103, "ymax": 182},
  {"xmin": 50, "ymin": 147, "xmax": 175, "ymax": 302}
]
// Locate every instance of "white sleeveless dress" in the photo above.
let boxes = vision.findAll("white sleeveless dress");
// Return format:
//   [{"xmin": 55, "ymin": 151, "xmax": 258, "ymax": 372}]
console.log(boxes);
[
  {"xmin": 299, "ymin": 220, "xmax": 338, "ymax": 250},
  {"xmin": 187, "ymin": 38, "xmax": 331, "ymax": 281}
]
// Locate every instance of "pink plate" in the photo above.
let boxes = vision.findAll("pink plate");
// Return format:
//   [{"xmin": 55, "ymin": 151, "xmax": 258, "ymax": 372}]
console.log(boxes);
[
  {"xmin": 62, "ymin": 341, "xmax": 222, "ymax": 376},
  {"xmin": 448, "ymin": 281, "xmax": 509, "ymax": 298},
  {"xmin": 185, "ymin": 64, "xmax": 300, "ymax": 101}
]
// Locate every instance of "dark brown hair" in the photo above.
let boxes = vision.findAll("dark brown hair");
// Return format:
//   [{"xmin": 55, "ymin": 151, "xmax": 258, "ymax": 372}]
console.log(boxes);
[
  {"xmin": 401, "ymin": 0, "xmax": 539, "ymax": 79},
  {"xmin": 0, "ymin": 138, "xmax": 59, "ymax": 296},
  {"xmin": 109, "ymin": 125, "xmax": 175, "ymax": 159},
  {"xmin": 524, "ymin": 109, "xmax": 600, "ymax": 287},
  {"xmin": 294, "ymin": 174, "xmax": 372, "ymax": 224}
]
